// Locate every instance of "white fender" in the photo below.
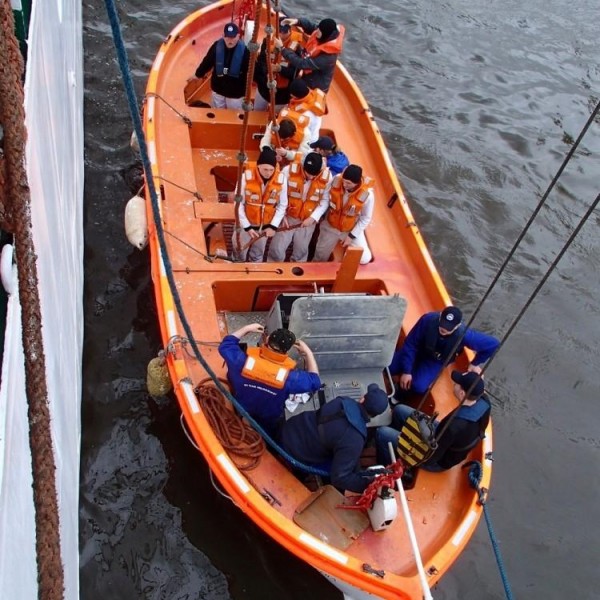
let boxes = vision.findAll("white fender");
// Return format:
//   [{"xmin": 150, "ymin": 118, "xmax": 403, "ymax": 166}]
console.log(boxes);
[
  {"xmin": 130, "ymin": 130, "xmax": 140, "ymax": 154},
  {"xmin": 124, "ymin": 195, "xmax": 148, "ymax": 249},
  {"xmin": 1, "ymin": 243, "xmax": 15, "ymax": 295},
  {"xmin": 244, "ymin": 20, "xmax": 255, "ymax": 45}
]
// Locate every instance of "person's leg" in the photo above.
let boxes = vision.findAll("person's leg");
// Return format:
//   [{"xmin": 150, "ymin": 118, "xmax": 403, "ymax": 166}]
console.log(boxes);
[
  {"xmin": 375, "ymin": 426, "xmax": 403, "ymax": 465},
  {"xmin": 247, "ymin": 236, "xmax": 268, "ymax": 262},
  {"xmin": 410, "ymin": 359, "xmax": 443, "ymax": 394},
  {"xmin": 350, "ymin": 230, "xmax": 372, "ymax": 264},
  {"xmin": 225, "ymin": 96, "xmax": 244, "ymax": 111},
  {"xmin": 313, "ymin": 222, "xmax": 342, "ymax": 262},
  {"xmin": 390, "ymin": 404, "xmax": 414, "ymax": 429},
  {"xmin": 290, "ymin": 222, "xmax": 316, "ymax": 262},
  {"xmin": 211, "ymin": 91, "xmax": 227, "ymax": 109},
  {"xmin": 232, "ymin": 228, "xmax": 251, "ymax": 261},
  {"xmin": 253, "ymin": 90, "xmax": 269, "ymax": 111},
  {"xmin": 266, "ymin": 228, "xmax": 294, "ymax": 262}
]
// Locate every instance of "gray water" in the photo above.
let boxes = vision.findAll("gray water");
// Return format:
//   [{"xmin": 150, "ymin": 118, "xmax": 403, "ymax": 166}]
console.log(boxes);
[{"xmin": 81, "ymin": 1, "xmax": 600, "ymax": 598}]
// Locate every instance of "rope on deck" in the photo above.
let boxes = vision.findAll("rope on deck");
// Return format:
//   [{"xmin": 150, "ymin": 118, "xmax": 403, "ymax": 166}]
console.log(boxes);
[
  {"xmin": 0, "ymin": 1, "xmax": 64, "ymax": 597},
  {"xmin": 465, "ymin": 461, "xmax": 514, "ymax": 600},
  {"xmin": 102, "ymin": 0, "xmax": 329, "ymax": 478}
]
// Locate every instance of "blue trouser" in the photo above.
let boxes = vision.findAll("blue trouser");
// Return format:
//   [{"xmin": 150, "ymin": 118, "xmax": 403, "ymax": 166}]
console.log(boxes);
[
  {"xmin": 375, "ymin": 404, "xmax": 445, "ymax": 471},
  {"xmin": 389, "ymin": 354, "xmax": 445, "ymax": 394}
]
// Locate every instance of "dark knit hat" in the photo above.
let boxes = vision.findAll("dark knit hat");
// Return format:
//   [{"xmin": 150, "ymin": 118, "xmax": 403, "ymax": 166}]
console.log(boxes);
[
  {"xmin": 303, "ymin": 152, "xmax": 323, "ymax": 176},
  {"xmin": 318, "ymin": 18, "xmax": 337, "ymax": 40},
  {"xmin": 278, "ymin": 118, "xmax": 297, "ymax": 139},
  {"xmin": 267, "ymin": 328, "xmax": 296, "ymax": 353},
  {"xmin": 343, "ymin": 164, "xmax": 362, "ymax": 184},
  {"xmin": 279, "ymin": 18, "xmax": 291, "ymax": 34},
  {"xmin": 257, "ymin": 146, "xmax": 277, "ymax": 167},
  {"xmin": 310, "ymin": 136, "xmax": 334, "ymax": 151},
  {"xmin": 363, "ymin": 383, "xmax": 389, "ymax": 417},
  {"xmin": 288, "ymin": 78, "xmax": 310, "ymax": 99}
]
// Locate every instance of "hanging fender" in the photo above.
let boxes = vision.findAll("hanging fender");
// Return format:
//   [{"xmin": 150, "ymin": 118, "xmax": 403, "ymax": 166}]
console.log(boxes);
[
  {"xmin": 0, "ymin": 243, "xmax": 15, "ymax": 295},
  {"xmin": 124, "ymin": 195, "xmax": 148, "ymax": 249}
]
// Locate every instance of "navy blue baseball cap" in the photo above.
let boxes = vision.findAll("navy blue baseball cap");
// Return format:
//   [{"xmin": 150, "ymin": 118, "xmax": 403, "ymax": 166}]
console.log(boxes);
[
  {"xmin": 223, "ymin": 23, "xmax": 240, "ymax": 38},
  {"xmin": 451, "ymin": 370, "xmax": 485, "ymax": 398},
  {"xmin": 440, "ymin": 306, "xmax": 462, "ymax": 330}
]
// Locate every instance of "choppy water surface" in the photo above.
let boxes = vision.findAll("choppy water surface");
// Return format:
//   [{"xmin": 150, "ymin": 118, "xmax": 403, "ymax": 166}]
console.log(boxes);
[{"xmin": 81, "ymin": 1, "xmax": 600, "ymax": 598}]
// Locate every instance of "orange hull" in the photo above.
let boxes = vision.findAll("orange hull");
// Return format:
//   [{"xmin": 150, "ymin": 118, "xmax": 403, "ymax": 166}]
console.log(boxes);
[{"xmin": 143, "ymin": 2, "xmax": 492, "ymax": 598}]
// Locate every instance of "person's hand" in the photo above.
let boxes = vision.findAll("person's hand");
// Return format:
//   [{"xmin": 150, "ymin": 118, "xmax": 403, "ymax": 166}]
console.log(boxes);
[
  {"xmin": 294, "ymin": 339, "xmax": 310, "ymax": 355},
  {"xmin": 246, "ymin": 323, "xmax": 265, "ymax": 334},
  {"xmin": 342, "ymin": 235, "xmax": 352, "ymax": 247},
  {"xmin": 302, "ymin": 217, "xmax": 316, "ymax": 228},
  {"xmin": 282, "ymin": 18, "xmax": 298, "ymax": 27},
  {"xmin": 275, "ymin": 147, "xmax": 288, "ymax": 158},
  {"xmin": 273, "ymin": 37, "xmax": 283, "ymax": 50},
  {"xmin": 247, "ymin": 229, "xmax": 260, "ymax": 239},
  {"xmin": 187, "ymin": 76, "xmax": 199, "ymax": 83},
  {"xmin": 264, "ymin": 228, "xmax": 276, "ymax": 238},
  {"xmin": 467, "ymin": 364, "xmax": 483, "ymax": 375},
  {"xmin": 399, "ymin": 373, "xmax": 412, "ymax": 390},
  {"xmin": 272, "ymin": 64, "xmax": 282, "ymax": 73}
]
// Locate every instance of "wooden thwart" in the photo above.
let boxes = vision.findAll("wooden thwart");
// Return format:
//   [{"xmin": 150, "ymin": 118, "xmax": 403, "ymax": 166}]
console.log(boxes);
[{"xmin": 293, "ymin": 485, "xmax": 370, "ymax": 550}]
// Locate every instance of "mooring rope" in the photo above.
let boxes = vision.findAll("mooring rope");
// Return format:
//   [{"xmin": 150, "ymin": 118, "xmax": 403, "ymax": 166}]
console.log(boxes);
[
  {"xmin": 0, "ymin": 2, "xmax": 64, "ymax": 598},
  {"xmin": 465, "ymin": 461, "xmax": 515, "ymax": 600},
  {"xmin": 103, "ymin": 0, "xmax": 328, "ymax": 477}
]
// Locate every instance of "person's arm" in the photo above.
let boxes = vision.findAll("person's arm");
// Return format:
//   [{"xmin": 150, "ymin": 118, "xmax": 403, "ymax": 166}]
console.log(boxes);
[
  {"xmin": 238, "ymin": 175, "xmax": 252, "ymax": 230},
  {"xmin": 279, "ymin": 50, "xmax": 336, "ymax": 75},
  {"xmin": 281, "ymin": 17, "xmax": 317, "ymax": 34},
  {"xmin": 230, "ymin": 323, "xmax": 265, "ymax": 339},
  {"xmin": 349, "ymin": 189, "xmax": 374, "ymax": 238},
  {"xmin": 304, "ymin": 175, "xmax": 332, "ymax": 225},
  {"xmin": 425, "ymin": 414, "xmax": 457, "ymax": 465},
  {"xmin": 389, "ymin": 314, "xmax": 428, "ymax": 380},
  {"xmin": 295, "ymin": 339, "xmax": 319, "ymax": 374},
  {"xmin": 463, "ymin": 329, "xmax": 500, "ymax": 367},
  {"xmin": 269, "ymin": 176, "xmax": 288, "ymax": 229},
  {"xmin": 259, "ymin": 122, "xmax": 274, "ymax": 150},
  {"xmin": 194, "ymin": 42, "xmax": 217, "ymax": 78}
]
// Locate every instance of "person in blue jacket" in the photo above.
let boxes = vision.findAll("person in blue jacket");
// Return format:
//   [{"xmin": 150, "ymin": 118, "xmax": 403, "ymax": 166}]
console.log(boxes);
[
  {"xmin": 218, "ymin": 323, "xmax": 321, "ymax": 437},
  {"xmin": 389, "ymin": 306, "xmax": 499, "ymax": 397},
  {"xmin": 376, "ymin": 370, "xmax": 491, "ymax": 470},
  {"xmin": 280, "ymin": 383, "xmax": 389, "ymax": 493},
  {"xmin": 309, "ymin": 135, "xmax": 349, "ymax": 175}
]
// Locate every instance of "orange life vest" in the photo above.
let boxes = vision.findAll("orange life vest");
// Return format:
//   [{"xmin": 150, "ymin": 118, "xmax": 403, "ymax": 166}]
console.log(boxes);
[
  {"xmin": 277, "ymin": 108, "xmax": 309, "ymax": 150},
  {"xmin": 302, "ymin": 26, "xmax": 346, "ymax": 74},
  {"xmin": 289, "ymin": 87, "xmax": 327, "ymax": 117},
  {"xmin": 287, "ymin": 157, "xmax": 331, "ymax": 220},
  {"xmin": 241, "ymin": 346, "xmax": 297, "ymax": 389},
  {"xmin": 326, "ymin": 173, "xmax": 374, "ymax": 232},
  {"xmin": 269, "ymin": 30, "xmax": 304, "ymax": 88},
  {"xmin": 243, "ymin": 163, "xmax": 285, "ymax": 227}
]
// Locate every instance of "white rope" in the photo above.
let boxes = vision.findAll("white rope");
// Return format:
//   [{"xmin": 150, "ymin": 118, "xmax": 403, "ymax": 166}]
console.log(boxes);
[{"xmin": 388, "ymin": 442, "xmax": 434, "ymax": 600}]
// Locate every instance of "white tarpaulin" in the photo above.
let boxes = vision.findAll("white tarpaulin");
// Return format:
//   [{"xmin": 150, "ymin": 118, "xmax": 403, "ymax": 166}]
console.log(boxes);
[{"xmin": 0, "ymin": 1, "xmax": 83, "ymax": 599}]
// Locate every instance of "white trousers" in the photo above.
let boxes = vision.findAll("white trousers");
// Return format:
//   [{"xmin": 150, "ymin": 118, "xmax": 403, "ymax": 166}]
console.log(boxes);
[
  {"xmin": 267, "ymin": 216, "xmax": 316, "ymax": 262},
  {"xmin": 253, "ymin": 90, "xmax": 286, "ymax": 114},
  {"xmin": 211, "ymin": 92, "xmax": 244, "ymax": 111},
  {"xmin": 233, "ymin": 229, "xmax": 268, "ymax": 262}
]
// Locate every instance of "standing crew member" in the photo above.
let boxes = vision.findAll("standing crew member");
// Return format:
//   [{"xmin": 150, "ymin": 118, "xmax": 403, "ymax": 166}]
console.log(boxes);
[
  {"xmin": 312, "ymin": 164, "xmax": 374, "ymax": 265},
  {"xmin": 389, "ymin": 306, "xmax": 499, "ymax": 397},
  {"xmin": 281, "ymin": 383, "xmax": 390, "ymax": 493},
  {"xmin": 275, "ymin": 17, "xmax": 345, "ymax": 93},
  {"xmin": 268, "ymin": 152, "xmax": 332, "ymax": 262},
  {"xmin": 219, "ymin": 323, "xmax": 321, "ymax": 437},
  {"xmin": 235, "ymin": 147, "xmax": 288, "ymax": 262},
  {"xmin": 190, "ymin": 22, "xmax": 250, "ymax": 110},
  {"xmin": 287, "ymin": 78, "xmax": 327, "ymax": 143}
]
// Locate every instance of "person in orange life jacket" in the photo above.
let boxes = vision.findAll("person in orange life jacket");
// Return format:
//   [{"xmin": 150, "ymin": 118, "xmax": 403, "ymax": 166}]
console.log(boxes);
[
  {"xmin": 281, "ymin": 383, "xmax": 389, "ymax": 493},
  {"xmin": 312, "ymin": 164, "xmax": 374, "ymax": 265},
  {"xmin": 389, "ymin": 306, "xmax": 500, "ymax": 397},
  {"xmin": 218, "ymin": 323, "xmax": 321, "ymax": 437},
  {"xmin": 309, "ymin": 135, "xmax": 350, "ymax": 176},
  {"xmin": 275, "ymin": 17, "xmax": 345, "ymax": 93},
  {"xmin": 286, "ymin": 78, "xmax": 326, "ymax": 143},
  {"xmin": 254, "ymin": 19, "xmax": 304, "ymax": 111},
  {"xmin": 267, "ymin": 153, "xmax": 332, "ymax": 263},
  {"xmin": 375, "ymin": 371, "xmax": 491, "ymax": 471},
  {"xmin": 235, "ymin": 147, "xmax": 288, "ymax": 262},
  {"xmin": 259, "ymin": 115, "xmax": 312, "ymax": 163},
  {"xmin": 190, "ymin": 23, "xmax": 250, "ymax": 110}
]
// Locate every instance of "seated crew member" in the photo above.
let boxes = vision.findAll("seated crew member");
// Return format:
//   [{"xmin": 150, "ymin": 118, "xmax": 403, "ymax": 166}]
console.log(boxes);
[
  {"xmin": 254, "ymin": 19, "xmax": 304, "ymax": 111},
  {"xmin": 375, "ymin": 370, "xmax": 491, "ymax": 470},
  {"xmin": 235, "ymin": 147, "xmax": 288, "ymax": 262},
  {"xmin": 281, "ymin": 383, "xmax": 390, "ymax": 493},
  {"xmin": 389, "ymin": 306, "xmax": 500, "ymax": 397},
  {"xmin": 286, "ymin": 78, "xmax": 326, "ymax": 143},
  {"xmin": 190, "ymin": 22, "xmax": 250, "ymax": 110},
  {"xmin": 219, "ymin": 323, "xmax": 321, "ymax": 437},
  {"xmin": 267, "ymin": 152, "xmax": 332, "ymax": 262},
  {"xmin": 312, "ymin": 164, "xmax": 374, "ymax": 265},
  {"xmin": 309, "ymin": 135, "xmax": 349, "ymax": 175},
  {"xmin": 260, "ymin": 113, "xmax": 312, "ymax": 163},
  {"xmin": 275, "ymin": 17, "xmax": 345, "ymax": 93}
]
